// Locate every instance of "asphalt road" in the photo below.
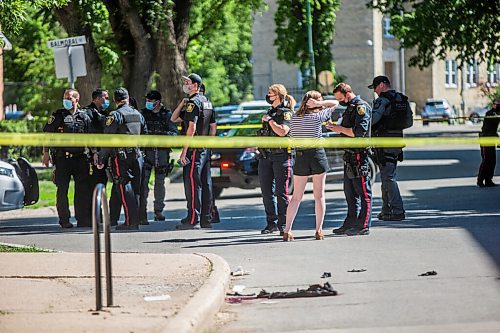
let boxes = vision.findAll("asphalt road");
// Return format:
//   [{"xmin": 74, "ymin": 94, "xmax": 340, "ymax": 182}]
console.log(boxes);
[{"xmin": 1, "ymin": 123, "xmax": 499, "ymax": 332}]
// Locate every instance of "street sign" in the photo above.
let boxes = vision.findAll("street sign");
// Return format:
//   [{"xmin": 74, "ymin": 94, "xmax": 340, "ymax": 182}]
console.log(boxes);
[
  {"xmin": 318, "ymin": 70, "xmax": 334, "ymax": 87},
  {"xmin": 47, "ymin": 35, "xmax": 86, "ymax": 49},
  {"xmin": 53, "ymin": 46, "xmax": 87, "ymax": 79},
  {"xmin": 0, "ymin": 32, "xmax": 12, "ymax": 51}
]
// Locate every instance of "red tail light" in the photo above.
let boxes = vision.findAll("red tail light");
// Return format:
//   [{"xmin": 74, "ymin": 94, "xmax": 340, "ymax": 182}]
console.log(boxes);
[{"xmin": 221, "ymin": 162, "xmax": 231, "ymax": 169}]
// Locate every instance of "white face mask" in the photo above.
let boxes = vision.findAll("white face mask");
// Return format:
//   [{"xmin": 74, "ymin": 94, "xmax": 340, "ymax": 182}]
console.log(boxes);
[{"xmin": 182, "ymin": 85, "xmax": 191, "ymax": 94}]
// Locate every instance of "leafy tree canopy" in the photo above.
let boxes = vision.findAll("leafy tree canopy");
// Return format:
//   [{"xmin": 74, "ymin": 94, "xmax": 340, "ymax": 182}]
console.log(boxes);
[
  {"xmin": 368, "ymin": 0, "xmax": 500, "ymax": 69},
  {"xmin": 274, "ymin": 0, "xmax": 340, "ymax": 81}
]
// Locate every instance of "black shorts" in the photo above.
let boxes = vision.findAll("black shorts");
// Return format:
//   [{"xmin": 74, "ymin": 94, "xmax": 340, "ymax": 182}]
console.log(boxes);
[{"xmin": 293, "ymin": 148, "xmax": 329, "ymax": 176}]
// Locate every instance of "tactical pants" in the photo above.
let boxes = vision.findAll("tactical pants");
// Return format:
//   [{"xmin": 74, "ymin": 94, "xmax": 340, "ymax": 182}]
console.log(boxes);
[
  {"xmin": 343, "ymin": 154, "xmax": 372, "ymax": 230},
  {"xmin": 109, "ymin": 154, "xmax": 142, "ymax": 226},
  {"xmin": 53, "ymin": 154, "xmax": 91, "ymax": 227},
  {"xmin": 378, "ymin": 160, "xmax": 404, "ymax": 215},
  {"xmin": 478, "ymin": 145, "xmax": 496, "ymax": 183},
  {"xmin": 182, "ymin": 148, "xmax": 213, "ymax": 225},
  {"xmin": 258, "ymin": 152, "xmax": 293, "ymax": 227},
  {"xmin": 139, "ymin": 162, "xmax": 167, "ymax": 221}
]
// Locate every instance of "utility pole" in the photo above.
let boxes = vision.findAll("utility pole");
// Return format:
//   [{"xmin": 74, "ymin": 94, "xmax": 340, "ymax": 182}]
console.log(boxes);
[
  {"xmin": 399, "ymin": 10, "xmax": 406, "ymax": 94},
  {"xmin": 306, "ymin": 0, "xmax": 316, "ymax": 89}
]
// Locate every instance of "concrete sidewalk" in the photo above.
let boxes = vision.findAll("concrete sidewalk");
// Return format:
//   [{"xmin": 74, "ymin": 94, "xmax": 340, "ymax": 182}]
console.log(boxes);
[{"xmin": 0, "ymin": 251, "xmax": 230, "ymax": 333}]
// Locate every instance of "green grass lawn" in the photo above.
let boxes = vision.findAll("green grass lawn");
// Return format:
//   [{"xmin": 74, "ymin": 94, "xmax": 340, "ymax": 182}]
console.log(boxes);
[{"xmin": 0, "ymin": 244, "xmax": 48, "ymax": 252}]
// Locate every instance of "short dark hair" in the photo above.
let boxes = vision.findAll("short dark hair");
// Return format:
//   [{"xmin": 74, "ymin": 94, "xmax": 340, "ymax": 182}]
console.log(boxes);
[
  {"xmin": 333, "ymin": 82, "xmax": 352, "ymax": 94},
  {"xmin": 114, "ymin": 87, "xmax": 129, "ymax": 102},
  {"xmin": 92, "ymin": 88, "xmax": 108, "ymax": 100},
  {"xmin": 145, "ymin": 90, "xmax": 162, "ymax": 101}
]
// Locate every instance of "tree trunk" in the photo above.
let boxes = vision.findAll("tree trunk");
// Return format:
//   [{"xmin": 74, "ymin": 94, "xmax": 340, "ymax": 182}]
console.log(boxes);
[{"xmin": 54, "ymin": 3, "xmax": 102, "ymax": 106}]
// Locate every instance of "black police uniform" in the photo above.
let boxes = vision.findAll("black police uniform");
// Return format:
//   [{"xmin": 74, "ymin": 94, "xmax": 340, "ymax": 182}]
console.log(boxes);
[
  {"xmin": 258, "ymin": 103, "xmax": 293, "ymax": 234},
  {"xmin": 371, "ymin": 90, "xmax": 405, "ymax": 219},
  {"xmin": 139, "ymin": 106, "xmax": 178, "ymax": 222},
  {"xmin": 334, "ymin": 96, "xmax": 372, "ymax": 235},
  {"xmin": 99, "ymin": 104, "xmax": 146, "ymax": 229},
  {"xmin": 179, "ymin": 93, "xmax": 215, "ymax": 227},
  {"xmin": 477, "ymin": 106, "xmax": 500, "ymax": 187},
  {"xmin": 43, "ymin": 108, "xmax": 92, "ymax": 227},
  {"xmin": 83, "ymin": 102, "xmax": 109, "ymax": 185}
]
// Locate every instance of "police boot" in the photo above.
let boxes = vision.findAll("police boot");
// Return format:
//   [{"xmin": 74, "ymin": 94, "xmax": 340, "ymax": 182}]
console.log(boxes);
[{"xmin": 154, "ymin": 211, "xmax": 166, "ymax": 221}]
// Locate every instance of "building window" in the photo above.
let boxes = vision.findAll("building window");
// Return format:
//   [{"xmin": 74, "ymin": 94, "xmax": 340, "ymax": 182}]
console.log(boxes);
[
  {"xmin": 383, "ymin": 17, "xmax": 394, "ymax": 38},
  {"xmin": 445, "ymin": 59, "xmax": 457, "ymax": 88},
  {"xmin": 488, "ymin": 63, "xmax": 499, "ymax": 86},
  {"xmin": 466, "ymin": 59, "xmax": 478, "ymax": 87}
]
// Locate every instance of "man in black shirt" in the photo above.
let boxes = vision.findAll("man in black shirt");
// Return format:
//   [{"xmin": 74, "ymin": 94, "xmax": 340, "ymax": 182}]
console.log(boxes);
[
  {"xmin": 171, "ymin": 73, "xmax": 217, "ymax": 229},
  {"xmin": 477, "ymin": 98, "xmax": 500, "ymax": 187},
  {"xmin": 42, "ymin": 88, "xmax": 92, "ymax": 228}
]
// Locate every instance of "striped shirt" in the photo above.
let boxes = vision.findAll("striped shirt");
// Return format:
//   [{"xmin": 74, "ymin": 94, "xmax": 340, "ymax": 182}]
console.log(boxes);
[{"xmin": 290, "ymin": 107, "xmax": 334, "ymax": 138}]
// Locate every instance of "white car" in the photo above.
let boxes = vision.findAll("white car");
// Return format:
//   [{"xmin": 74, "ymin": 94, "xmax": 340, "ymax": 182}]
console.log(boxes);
[
  {"xmin": 421, "ymin": 98, "xmax": 457, "ymax": 125},
  {"xmin": 0, "ymin": 158, "xmax": 39, "ymax": 211},
  {"xmin": 232, "ymin": 100, "xmax": 270, "ymax": 115}
]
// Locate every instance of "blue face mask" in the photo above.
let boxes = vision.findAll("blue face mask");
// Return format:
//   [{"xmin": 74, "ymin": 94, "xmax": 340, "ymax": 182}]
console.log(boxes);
[
  {"xmin": 145, "ymin": 101, "xmax": 155, "ymax": 110},
  {"xmin": 63, "ymin": 99, "xmax": 73, "ymax": 110},
  {"xmin": 102, "ymin": 99, "xmax": 110, "ymax": 110}
]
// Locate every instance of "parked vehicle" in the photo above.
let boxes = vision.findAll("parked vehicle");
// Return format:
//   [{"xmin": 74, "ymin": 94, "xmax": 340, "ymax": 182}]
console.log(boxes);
[
  {"xmin": 466, "ymin": 106, "xmax": 489, "ymax": 123},
  {"xmin": 422, "ymin": 98, "xmax": 456, "ymax": 125},
  {"xmin": 214, "ymin": 105, "xmax": 239, "ymax": 120},
  {"xmin": 0, "ymin": 157, "xmax": 39, "ymax": 211},
  {"xmin": 233, "ymin": 100, "xmax": 270, "ymax": 115},
  {"xmin": 210, "ymin": 114, "xmax": 377, "ymax": 198}
]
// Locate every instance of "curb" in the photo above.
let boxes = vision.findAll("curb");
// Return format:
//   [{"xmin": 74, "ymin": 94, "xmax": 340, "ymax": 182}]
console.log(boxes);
[{"xmin": 162, "ymin": 253, "xmax": 230, "ymax": 333}]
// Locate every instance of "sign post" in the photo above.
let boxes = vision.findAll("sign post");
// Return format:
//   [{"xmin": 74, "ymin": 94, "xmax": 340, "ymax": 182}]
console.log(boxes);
[{"xmin": 47, "ymin": 36, "xmax": 87, "ymax": 88}]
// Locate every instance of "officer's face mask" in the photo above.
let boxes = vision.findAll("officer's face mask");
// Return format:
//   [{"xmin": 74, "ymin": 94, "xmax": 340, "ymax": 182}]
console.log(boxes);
[
  {"xmin": 182, "ymin": 85, "xmax": 192, "ymax": 94},
  {"xmin": 102, "ymin": 99, "xmax": 110, "ymax": 110},
  {"xmin": 63, "ymin": 99, "xmax": 73, "ymax": 110},
  {"xmin": 145, "ymin": 101, "xmax": 155, "ymax": 110},
  {"xmin": 338, "ymin": 94, "xmax": 349, "ymax": 107}
]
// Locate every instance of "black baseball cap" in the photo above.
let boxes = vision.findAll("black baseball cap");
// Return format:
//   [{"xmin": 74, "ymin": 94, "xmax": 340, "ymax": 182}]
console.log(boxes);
[
  {"xmin": 114, "ymin": 87, "xmax": 129, "ymax": 101},
  {"xmin": 145, "ymin": 90, "xmax": 162, "ymax": 101},
  {"xmin": 368, "ymin": 75, "xmax": 390, "ymax": 89},
  {"xmin": 182, "ymin": 73, "xmax": 202, "ymax": 86}
]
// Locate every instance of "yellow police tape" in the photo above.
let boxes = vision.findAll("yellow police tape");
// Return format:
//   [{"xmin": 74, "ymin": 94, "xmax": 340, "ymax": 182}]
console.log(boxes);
[{"xmin": 0, "ymin": 133, "xmax": 498, "ymax": 148}]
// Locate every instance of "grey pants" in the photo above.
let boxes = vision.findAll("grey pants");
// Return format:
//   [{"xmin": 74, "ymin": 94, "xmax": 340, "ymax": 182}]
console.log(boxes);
[
  {"xmin": 139, "ymin": 165, "xmax": 167, "ymax": 221},
  {"xmin": 378, "ymin": 161, "xmax": 404, "ymax": 215}
]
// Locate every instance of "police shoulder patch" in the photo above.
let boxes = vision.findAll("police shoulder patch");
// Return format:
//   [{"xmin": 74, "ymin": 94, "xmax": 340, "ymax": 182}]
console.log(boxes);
[
  {"xmin": 48, "ymin": 115, "xmax": 55, "ymax": 124},
  {"xmin": 283, "ymin": 112, "xmax": 292, "ymax": 121},
  {"xmin": 105, "ymin": 116, "xmax": 114, "ymax": 126},
  {"xmin": 357, "ymin": 105, "xmax": 366, "ymax": 116},
  {"xmin": 186, "ymin": 103, "xmax": 194, "ymax": 113}
]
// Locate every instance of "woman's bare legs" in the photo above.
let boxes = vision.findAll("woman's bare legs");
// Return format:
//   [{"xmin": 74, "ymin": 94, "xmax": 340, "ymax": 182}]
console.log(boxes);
[
  {"xmin": 312, "ymin": 172, "xmax": 327, "ymax": 233},
  {"xmin": 284, "ymin": 175, "xmax": 308, "ymax": 234}
]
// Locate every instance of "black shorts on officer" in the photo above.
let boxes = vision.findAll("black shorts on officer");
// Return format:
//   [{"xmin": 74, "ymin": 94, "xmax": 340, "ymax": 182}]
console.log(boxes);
[{"xmin": 293, "ymin": 148, "xmax": 329, "ymax": 176}]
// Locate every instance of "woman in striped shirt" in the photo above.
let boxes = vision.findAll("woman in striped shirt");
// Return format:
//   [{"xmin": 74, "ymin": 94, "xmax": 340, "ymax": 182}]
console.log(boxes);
[{"xmin": 283, "ymin": 91, "xmax": 339, "ymax": 241}]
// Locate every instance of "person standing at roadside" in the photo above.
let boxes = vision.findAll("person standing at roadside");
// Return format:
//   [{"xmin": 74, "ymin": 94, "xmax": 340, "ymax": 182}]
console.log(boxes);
[
  {"xmin": 477, "ymin": 98, "xmax": 500, "ymax": 187},
  {"xmin": 282, "ymin": 91, "xmax": 339, "ymax": 241},
  {"xmin": 139, "ymin": 90, "xmax": 178, "ymax": 224},
  {"xmin": 171, "ymin": 73, "xmax": 216, "ymax": 229},
  {"xmin": 42, "ymin": 88, "xmax": 92, "ymax": 228},
  {"xmin": 96, "ymin": 88, "xmax": 146, "ymax": 231},
  {"xmin": 369, "ymin": 76, "xmax": 411, "ymax": 221},
  {"xmin": 329, "ymin": 83, "xmax": 372, "ymax": 236},
  {"xmin": 257, "ymin": 84, "xmax": 295, "ymax": 235}
]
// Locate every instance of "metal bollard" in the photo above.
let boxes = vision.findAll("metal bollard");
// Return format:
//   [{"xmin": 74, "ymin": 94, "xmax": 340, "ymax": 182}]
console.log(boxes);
[{"xmin": 92, "ymin": 183, "xmax": 113, "ymax": 311}]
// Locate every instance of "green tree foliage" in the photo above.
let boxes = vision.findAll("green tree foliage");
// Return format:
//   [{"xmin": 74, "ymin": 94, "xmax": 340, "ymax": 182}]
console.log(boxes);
[
  {"xmin": 368, "ymin": 0, "xmax": 500, "ymax": 69},
  {"xmin": 0, "ymin": 0, "xmax": 68, "ymax": 35},
  {"xmin": 3, "ymin": 9, "xmax": 67, "ymax": 116},
  {"xmin": 274, "ymin": 0, "xmax": 340, "ymax": 76}
]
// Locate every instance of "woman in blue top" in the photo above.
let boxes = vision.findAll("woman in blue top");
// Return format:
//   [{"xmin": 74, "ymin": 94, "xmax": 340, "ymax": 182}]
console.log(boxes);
[{"xmin": 283, "ymin": 91, "xmax": 339, "ymax": 241}]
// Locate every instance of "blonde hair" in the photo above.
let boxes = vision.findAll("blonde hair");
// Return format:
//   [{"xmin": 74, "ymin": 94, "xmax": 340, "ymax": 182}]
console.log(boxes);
[
  {"xmin": 296, "ymin": 90, "xmax": 323, "ymax": 117},
  {"xmin": 268, "ymin": 84, "xmax": 296, "ymax": 112},
  {"xmin": 64, "ymin": 88, "xmax": 80, "ymax": 100}
]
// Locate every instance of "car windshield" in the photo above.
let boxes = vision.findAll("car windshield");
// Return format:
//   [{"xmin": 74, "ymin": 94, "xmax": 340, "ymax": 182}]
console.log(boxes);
[
  {"xmin": 226, "ymin": 114, "xmax": 262, "ymax": 137},
  {"xmin": 241, "ymin": 105, "xmax": 269, "ymax": 112}
]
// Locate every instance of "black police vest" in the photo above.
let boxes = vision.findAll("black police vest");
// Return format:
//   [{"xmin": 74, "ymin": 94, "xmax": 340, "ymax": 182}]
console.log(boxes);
[
  {"xmin": 58, "ymin": 109, "xmax": 88, "ymax": 154},
  {"xmin": 265, "ymin": 106, "xmax": 291, "ymax": 137},
  {"xmin": 376, "ymin": 91, "xmax": 413, "ymax": 132},
  {"xmin": 116, "ymin": 105, "xmax": 142, "ymax": 135},
  {"xmin": 193, "ymin": 94, "xmax": 214, "ymax": 136},
  {"xmin": 143, "ymin": 107, "xmax": 171, "ymax": 135}
]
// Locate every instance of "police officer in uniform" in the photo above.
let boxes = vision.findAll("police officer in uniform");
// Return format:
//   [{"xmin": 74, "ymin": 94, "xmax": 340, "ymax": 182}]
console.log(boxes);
[
  {"xmin": 258, "ymin": 84, "xmax": 295, "ymax": 235},
  {"xmin": 329, "ymin": 83, "xmax": 372, "ymax": 236},
  {"xmin": 139, "ymin": 90, "xmax": 178, "ymax": 224},
  {"xmin": 171, "ymin": 73, "xmax": 216, "ymax": 229},
  {"xmin": 369, "ymin": 76, "xmax": 406, "ymax": 221},
  {"xmin": 96, "ymin": 88, "xmax": 146, "ymax": 230},
  {"xmin": 42, "ymin": 88, "xmax": 92, "ymax": 228},
  {"xmin": 83, "ymin": 88, "xmax": 110, "ymax": 186},
  {"xmin": 477, "ymin": 98, "xmax": 500, "ymax": 187}
]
